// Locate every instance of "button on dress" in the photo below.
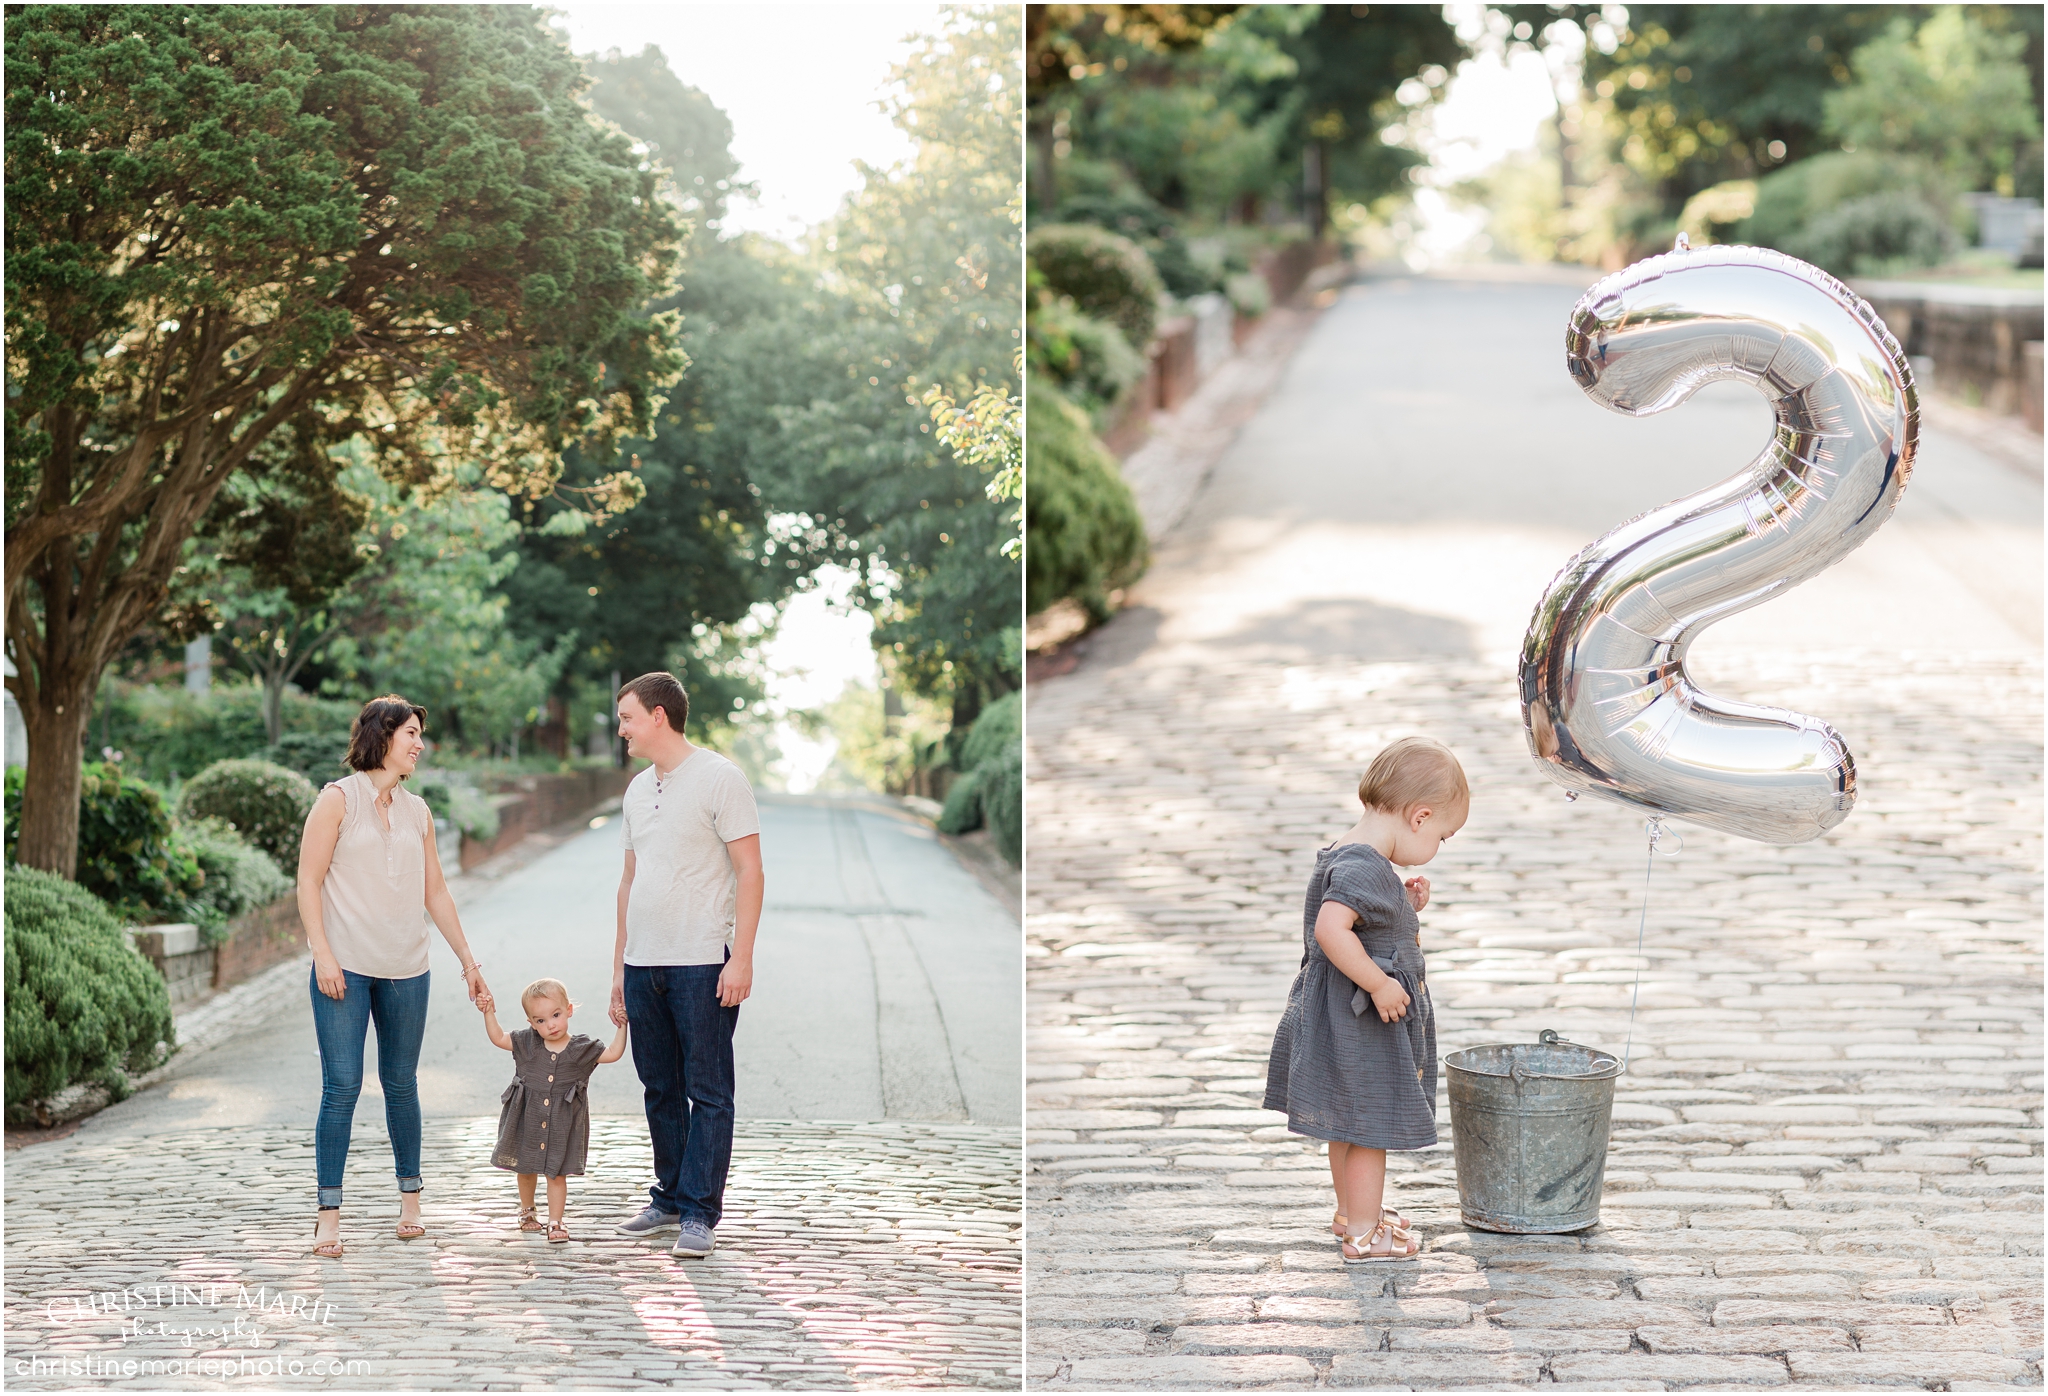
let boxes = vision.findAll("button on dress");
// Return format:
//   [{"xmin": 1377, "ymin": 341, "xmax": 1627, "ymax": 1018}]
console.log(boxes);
[
  {"xmin": 492, "ymin": 1029, "xmax": 605, "ymax": 1176},
  {"xmin": 1263, "ymin": 841, "xmax": 1438, "ymax": 1150}
]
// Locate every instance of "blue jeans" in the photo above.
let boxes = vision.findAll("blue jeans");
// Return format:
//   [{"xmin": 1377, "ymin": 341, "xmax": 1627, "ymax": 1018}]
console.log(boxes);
[
  {"xmin": 309, "ymin": 967, "xmax": 430, "ymax": 1208},
  {"xmin": 624, "ymin": 960, "xmax": 738, "ymax": 1227}
]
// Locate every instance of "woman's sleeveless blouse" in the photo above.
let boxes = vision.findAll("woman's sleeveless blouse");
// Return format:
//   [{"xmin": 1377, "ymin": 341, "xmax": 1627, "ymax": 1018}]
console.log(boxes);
[{"xmin": 319, "ymin": 771, "xmax": 434, "ymax": 979}]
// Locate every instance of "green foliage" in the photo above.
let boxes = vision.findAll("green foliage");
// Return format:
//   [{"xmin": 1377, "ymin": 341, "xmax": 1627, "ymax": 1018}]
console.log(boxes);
[
  {"xmin": 936, "ymin": 689, "xmax": 1021, "ymax": 866},
  {"xmin": 260, "ymin": 732, "xmax": 356, "ymax": 787},
  {"xmin": 979, "ymin": 737, "xmax": 1023, "ymax": 867},
  {"xmin": 93, "ymin": 681, "xmax": 360, "ymax": 788},
  {"xmin": 411, "ymin": 772, "xmax": 502, "ymax": 844},
  {"xmin": 816, "ymin": 680, "xmax": 952, "ymax": 796},
  {"xmin": 1027, "ymin": 291, "xmax": 1148, "ymax": 425},
  {"xmin": 4, "ymin": 867, "xmax": 176, "ymax": 1120},
  {"xmin": 178, "ymin": 818, "xmax": 292, "ymax": 946},
  {"xmin": 1032, "ymin": 6, "xmax": 1462, "ymax": 230},
  {"xmin": 176, "ymin": 761, "xmax": 317, "ymax": 879},
  {"xmin": 5, "ymin": 3, "xmax": 687, "ymax": 875},
  {"xmin": 1740, "ymin": 151, "xmax": 1958, "ymax": 253},
  {"xmin": 1028, "ymin": 225, "xmax": 1165, "ymax": 347},
  {"xmin": 1024, "ymin": 382, "xmax": 1149, "ymax": 619},
  {"xmin": 924, "ymin": 349, "xmax": 1025, "ymax": 564},
  {"xmin": 1823, "ymin": 9, "xmax": 2040, "ymax": 195},
  {"xmin": 581, "ymin": 44, "xmax": 749, "ymax": 225},
  {"xmin": 4, "ymin": 764, "xmax": 203, "ymax": 926},
  {"xmin": 1224, "ymin": 271, "xmax": 1272, "ymax": 319},
  {"xmin": 1786, "ymin": 191, "xmax": 1958, "ymax": 276}
]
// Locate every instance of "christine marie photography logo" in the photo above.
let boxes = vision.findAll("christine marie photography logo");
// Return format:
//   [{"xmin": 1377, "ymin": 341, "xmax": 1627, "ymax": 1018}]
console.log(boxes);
[{"xmin": 19, "ymin": 1281, "xmax": 371, "ymax": 1380}]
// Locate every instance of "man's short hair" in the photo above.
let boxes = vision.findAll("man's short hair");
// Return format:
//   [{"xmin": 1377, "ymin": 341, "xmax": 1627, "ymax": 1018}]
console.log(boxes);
[
  {"xmin": 1358, "ymin": 736, "xmax": 1469, "ymax": 815},
  {"xmin": 619, "ymin": 672, "xmax": 689, "ymax": 732},
  {"xmin": 346, "ymin": 695, "xmax": 429, "ymax": 778}
]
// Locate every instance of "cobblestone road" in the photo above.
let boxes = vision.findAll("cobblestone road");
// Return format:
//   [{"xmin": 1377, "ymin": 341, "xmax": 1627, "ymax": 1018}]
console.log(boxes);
[
  {"xmin": 1024, "ymin": 271, "xmax": 2042, "ymax": 1390},
  {"xmin": 6, "ymin": 1119, "xmax": 1020, "ymax": 1389}
]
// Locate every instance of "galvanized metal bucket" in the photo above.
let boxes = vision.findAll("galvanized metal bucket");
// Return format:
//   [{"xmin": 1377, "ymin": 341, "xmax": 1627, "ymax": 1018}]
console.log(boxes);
[{"xmin": 1445, "ymin": 1029, "xmax": 1621, "ymax": 1234}]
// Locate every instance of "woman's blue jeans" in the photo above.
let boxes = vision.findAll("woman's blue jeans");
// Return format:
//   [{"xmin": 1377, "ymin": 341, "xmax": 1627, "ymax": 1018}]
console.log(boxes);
[{"xmin": 309, "ymin": 967, "xmax": 430, "ymax": 1207}]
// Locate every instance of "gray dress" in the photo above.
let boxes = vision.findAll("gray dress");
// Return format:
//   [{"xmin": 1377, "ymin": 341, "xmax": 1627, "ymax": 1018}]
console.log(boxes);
[
  {"xmin": 493, "ymin": 1029, "xmax": 604, "ymax": 1177},
  {"xmin": 1263, "ymin": 841, "xmax": 1438, "ymax": 1149}
]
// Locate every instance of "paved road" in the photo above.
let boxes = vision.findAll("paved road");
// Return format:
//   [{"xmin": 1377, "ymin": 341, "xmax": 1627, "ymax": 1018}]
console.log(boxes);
[
  {"xmin": 1026, "ymin": 269, "xmax": 2042, "ymax": 1389},
  {"xmin": 79, "ymin": 793, "xmax": 1019, "ymax": 1132},
  {"xmin": 5, "ymin": 792, "xmax": 1022, "ymax": 1389}
]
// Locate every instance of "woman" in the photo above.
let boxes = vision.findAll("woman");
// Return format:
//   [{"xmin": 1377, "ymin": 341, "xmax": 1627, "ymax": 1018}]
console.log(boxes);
[{"xmin": 297, "ymin": 695, "xmax": 492, "ymax": 1257}]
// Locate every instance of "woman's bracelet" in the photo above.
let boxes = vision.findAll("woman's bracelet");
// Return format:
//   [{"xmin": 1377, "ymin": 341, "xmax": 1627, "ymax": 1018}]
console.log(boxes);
[{"xmin": 463, "ymin": 960, "xmax": 484, "ymax": 975}]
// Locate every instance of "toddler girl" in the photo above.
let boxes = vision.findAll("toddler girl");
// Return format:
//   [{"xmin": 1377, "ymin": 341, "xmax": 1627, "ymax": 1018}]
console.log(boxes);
[
  {"xmin": 477, "ymin": 978, "xmax": 629, "ymax": 1242},
  {"xmin": 1263, "ymin": 736, "xmax": 1468, "ymax": 1263}
]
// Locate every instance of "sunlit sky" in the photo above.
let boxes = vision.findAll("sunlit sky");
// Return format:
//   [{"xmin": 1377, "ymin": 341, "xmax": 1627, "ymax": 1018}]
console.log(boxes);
[{"xmin": 550, "ymin": 4, "xmax": 945, "ymax": 788}]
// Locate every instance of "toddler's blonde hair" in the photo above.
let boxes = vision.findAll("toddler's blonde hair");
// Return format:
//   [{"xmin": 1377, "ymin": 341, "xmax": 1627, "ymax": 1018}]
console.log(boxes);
[
  {"xmin": 520, "ymin": 978, "xmax": 575, "ymax": 1017},
  {"xmin": 1358, "ymin": 736, "xmax": 1469, "ymax": 816}
]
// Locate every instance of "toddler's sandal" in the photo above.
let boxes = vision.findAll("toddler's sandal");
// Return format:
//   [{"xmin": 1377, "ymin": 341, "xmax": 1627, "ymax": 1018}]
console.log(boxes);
[
  {"xmin": 517, "ymin": 1206, "xmax": 545, "ymax": 1234},
  {"xmin": 1331, "ymin": 1206, "xmax": 1412, "ymax": 1238},
  {"xmin": 1342, "ymin": 1219, "xmax": 1420, "ymax": 1264},
  {"xmin": 547, "ymin": 1220, "xmax": 570, "ymax": 1244}
]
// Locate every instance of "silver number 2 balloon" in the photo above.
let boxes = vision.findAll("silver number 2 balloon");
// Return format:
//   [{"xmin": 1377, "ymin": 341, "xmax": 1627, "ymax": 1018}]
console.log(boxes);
[{"xmin": 1520, "ymin": 242, "xmax": 1918, "ymax": 845}]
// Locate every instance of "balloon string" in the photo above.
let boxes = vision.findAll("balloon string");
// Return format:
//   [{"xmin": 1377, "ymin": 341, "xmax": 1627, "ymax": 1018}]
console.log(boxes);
[{"xmin": 1622, "ymin": 818, "xmax": 1674, "ymax": 1074}]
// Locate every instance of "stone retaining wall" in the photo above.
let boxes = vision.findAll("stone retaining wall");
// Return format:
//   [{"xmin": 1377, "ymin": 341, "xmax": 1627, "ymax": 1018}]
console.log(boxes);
[{"xmin": 1857, "ymin": 281, "xmax": 2044, "ymax": 418}]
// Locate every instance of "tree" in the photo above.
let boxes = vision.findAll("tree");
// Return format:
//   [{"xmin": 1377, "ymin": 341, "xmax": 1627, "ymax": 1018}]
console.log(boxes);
[
  {"xmin": 778, "ymin": 5, "xmax": 1025, "ymax": 732},
  {"xmin": 174, "ymin": 421, "xmax": 375, "ymax": 745},
  {"xmin": 1824, "ymin": 8, "xmax": 2040, "ymax": 194},
  {"xmin": 4, "ymin": 4, "xmax": 684, "ymax": 875}
]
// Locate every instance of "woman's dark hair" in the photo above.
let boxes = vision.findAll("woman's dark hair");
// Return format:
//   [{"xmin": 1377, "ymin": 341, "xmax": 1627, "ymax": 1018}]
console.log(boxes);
[
  {"xmin": 619, "ymin": 672, "xmax": 689, "ymax": 732},
  {"xmin": 347, "ymin": 695, "xmax": 429, "ymax": 777}
]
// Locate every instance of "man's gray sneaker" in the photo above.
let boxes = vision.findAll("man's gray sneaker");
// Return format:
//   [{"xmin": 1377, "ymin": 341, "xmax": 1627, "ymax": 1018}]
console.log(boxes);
[
  {"xmin": 671, "ymin": 1221, "xmax": 715, "ymax": 1257},
  {"xmin": 616, "ymin": 1205, "xmax": 681, "ymax": 1236}
]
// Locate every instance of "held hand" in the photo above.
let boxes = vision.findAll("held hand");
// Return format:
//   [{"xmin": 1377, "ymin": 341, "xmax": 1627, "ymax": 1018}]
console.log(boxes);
[
  {"xmin": 474, "ymin": 990, "xmax": 495, "ymax": 1015},
  {"xmin": 1404, "ymin": 876, "xmax": 1431, "ymax": 913},
  {"xmin": 314, "ymin": 953, "xmax": 347, "ymax": 1001},
  {"xmin": 717, "ymin": 955, "xmax": 753, "ymax": 1008},
  {"xmin": 1370, "ymin": 976, "xmax": 1411, "ymax": 1024},
  {"xmin": 609, "ymin": 980, "xmax": 627, "ymax": 1028},
  {"xmin": 463, "ymin": 965, "xmax": 491, "ymax": 1005}
]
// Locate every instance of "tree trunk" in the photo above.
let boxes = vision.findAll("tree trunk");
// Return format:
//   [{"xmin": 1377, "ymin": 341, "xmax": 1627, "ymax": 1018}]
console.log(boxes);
[
  {"xmin": 13, "ymin": 681, "xmax": 94, "ymax": 878},
  {"xmin": 262, "ymin": 672, "xmax": 285, "ymax": 747}
]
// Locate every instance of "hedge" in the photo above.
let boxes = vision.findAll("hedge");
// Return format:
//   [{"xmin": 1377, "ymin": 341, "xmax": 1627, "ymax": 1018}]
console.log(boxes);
[
  {"xmin": 4, "ymin": 867, "xmax": 175, "ymax": 1120},
  {"xmin": 177, "ymin": 760, "xmax": 317, "ymax": 878},
  {"xmin": 936, "ymin": 692, "xmax": 1023, "ymax": 868},
  {"xmin": 1024, "ymin": 379, "xmax": 1149, "ymax": 619},
  {"xmin": 4, "ymin": 763, "xmax": 204, "ymax": 925},
  {"xmin": 180, "ymin": 818, "xmax": 293, "ymax": 945},
  {"xmin": 1028, "ymin": 223, "xmax": 1165, "ymax": 349}
]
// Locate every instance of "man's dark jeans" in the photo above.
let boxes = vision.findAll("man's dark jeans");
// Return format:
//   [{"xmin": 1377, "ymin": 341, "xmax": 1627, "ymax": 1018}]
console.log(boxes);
[{"xmin": 623, "ymin": 960, "xmax": 738, "ymax": 1227}]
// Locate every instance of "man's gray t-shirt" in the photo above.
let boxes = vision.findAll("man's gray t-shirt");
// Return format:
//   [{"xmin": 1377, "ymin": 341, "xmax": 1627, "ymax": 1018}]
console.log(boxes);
[{"xmin": 620, "ymin": 749, "xmax": 761, "ymax": 966}]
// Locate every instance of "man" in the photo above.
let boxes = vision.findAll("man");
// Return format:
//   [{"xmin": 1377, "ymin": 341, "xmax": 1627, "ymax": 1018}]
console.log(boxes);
[{"xmin": 607, "ymin": 672, "xmax": 764, "ymax": 1258}]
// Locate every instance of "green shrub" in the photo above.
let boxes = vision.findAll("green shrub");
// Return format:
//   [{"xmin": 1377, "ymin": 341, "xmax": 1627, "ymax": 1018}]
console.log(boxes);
[
  {"xmin": 935, "ymin": 692, "xmax": 1024, "ymax": 866},
  {"xmin": 260, "ymin": 731, "xmax": 355, "ymax": 786},
  {"xmin": 1740, "ymin": 151, "xmax": 1957, "ymax": 255},
  {"xmin": 179, "ymin": 818, "xmax": 293, "ymax": 945},
  {"xmin": 4, "ymin": 867, "xmax": 175, "ymax": 1119},
  {"xmin": 93, "ymin": 680, "xmax": 361, "ymax": 786},
  {"xmin": 4, "ymin": 763, "xmax": 205, "ymax": 925},
  {"xmin": 1225, "ymin": 270, "xmax": 1271, "ymax": 319},
  {"xmin": 412, "ymin": 771, "xmax": 501, "ymax": 843},
  {"xmin": 1028, "ymin": 294, "xmax": 1147, "ymax": 426},
  {"xmin": 1054, "ymin": 189, "xmax": 1218, "ymax": 298},
  {"xmin": 981, "ymin": 738, "xmax": 1022, "ymax": 867},
  {"xmin": 1028, "ymin": 224, "xmax": 1165, "ymax": 348},
  {"xmin": 176, "ymin": 760, "xmax": 316, "ymax": 877},
  {"xmin": 1784, "ymin": 191, "xmax": 1957, "ymax": 276},
  {"xmin": 937, "ymin": 767, "xmax": 984, "ymax": 835},
  {"xmin": 1025, "ymin": 379, "xmax": 1149, "ymax": 619}
]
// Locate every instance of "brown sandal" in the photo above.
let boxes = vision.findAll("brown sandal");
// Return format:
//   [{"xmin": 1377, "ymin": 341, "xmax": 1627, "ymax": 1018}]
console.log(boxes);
[
  {"xmin": 517, "ymin": 1206, "xmax": 546, "ymax": 1233},
  {"xmin": 311, "ymin": 1213, "xmax": 344, "ymax": 1259},
  {"xmin": 1342, "ymin": 1218, "xmax": 1420, "ymax": 1264},
  {"xmin": 547, "ymin": 1219, "xmax": 570, "ymax": 1244}
]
